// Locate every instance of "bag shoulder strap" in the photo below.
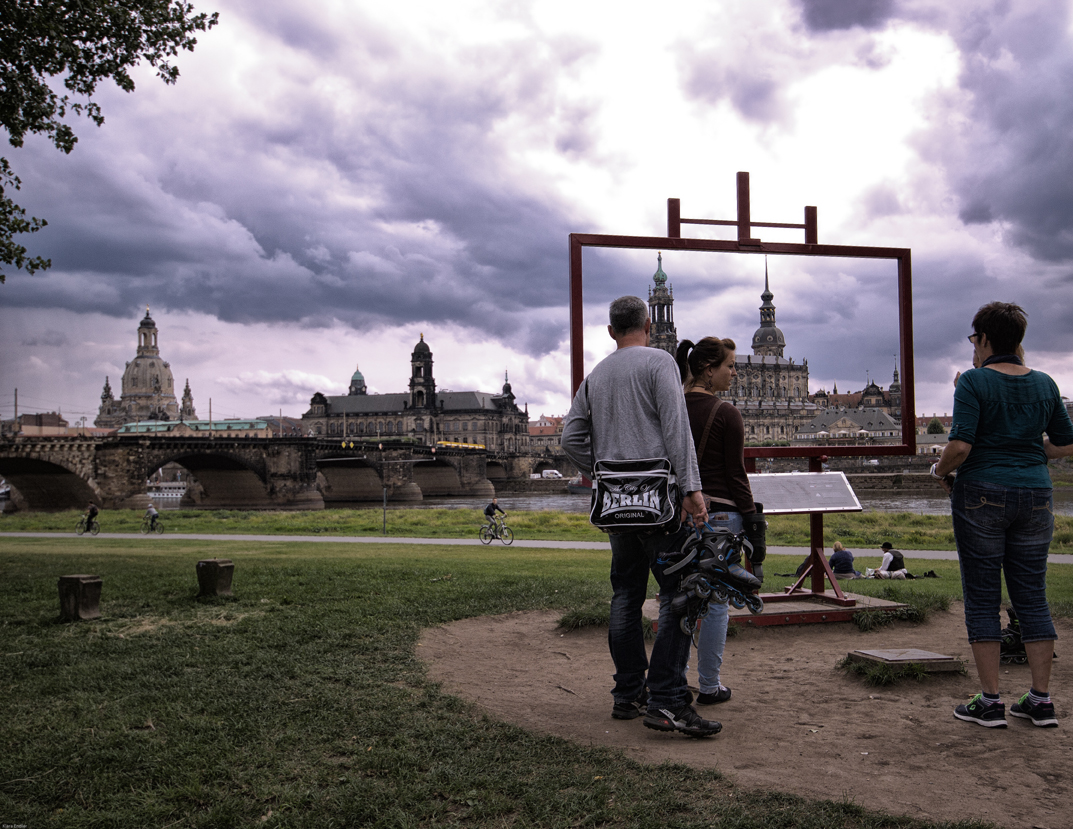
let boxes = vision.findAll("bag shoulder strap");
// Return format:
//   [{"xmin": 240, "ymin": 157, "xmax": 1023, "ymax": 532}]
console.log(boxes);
[
  {"xmin": 695, "ymin": 399, "xmax": 724, "ymax": 461},
  {"xmin": 584, "ymin": 378, "xmax": 599, "ymax": 462}
]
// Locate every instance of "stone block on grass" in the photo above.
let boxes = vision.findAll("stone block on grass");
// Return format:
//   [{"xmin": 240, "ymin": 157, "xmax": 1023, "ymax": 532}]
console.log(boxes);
[
  {"xmin": 197, "ymin": 559, "xmax": 234, "ymax": 597},
  {"xmin": 58, "ymin": 574, "xmax": 102, "ymax": 621}
]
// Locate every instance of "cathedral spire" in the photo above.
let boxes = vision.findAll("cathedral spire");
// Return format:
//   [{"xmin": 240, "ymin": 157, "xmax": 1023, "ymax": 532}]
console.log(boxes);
[{"xmin": 751, "ymin": 256, "xmax": 785, "ymax": 357}]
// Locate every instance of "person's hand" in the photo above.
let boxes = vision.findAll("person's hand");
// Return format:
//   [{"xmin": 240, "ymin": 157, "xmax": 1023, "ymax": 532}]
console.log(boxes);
[{"xmin": 681, "ymin": 491, "xmax": 708, "ymax": 526}]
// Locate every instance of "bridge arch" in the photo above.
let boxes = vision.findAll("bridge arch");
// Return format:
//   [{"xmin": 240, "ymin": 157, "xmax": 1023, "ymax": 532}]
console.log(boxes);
[
  {"xmin": 485, "ymin": 460, "xmax": 509, "ymax": 481},
  {"xmin": 117, "ymin": 443, "xmax": 274, "ymax": 510},
  {"xmin": 413, "ymin": 458, "xmax": 464, "ymax": 497},
  {"xmin": 316, "ymin": 457, "xmax": 385, "ymax": 504},
  {"xmin": 531, "ymin": 460, "xmax": 561, "ymax": 476},
  {"xmin": 0, "ymin": 456, "xmax": 99, "ymax": 511}
]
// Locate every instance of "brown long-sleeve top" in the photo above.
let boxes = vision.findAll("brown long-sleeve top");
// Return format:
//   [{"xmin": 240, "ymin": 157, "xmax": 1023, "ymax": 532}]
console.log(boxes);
[{"xmin": 684, "ymin": 392, "xmax": 755, "ymax": 515}]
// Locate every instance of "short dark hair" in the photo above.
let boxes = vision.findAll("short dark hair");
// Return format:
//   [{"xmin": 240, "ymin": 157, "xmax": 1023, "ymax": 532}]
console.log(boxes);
[
  {"xmin": 675, "ymin": 337, "xmax": 737, "ymax": 384},
  {"xmin": 972, "ymin": 302, "xmax": 1027, "ymax": 355},
  {"xmin": 608, "ymin": 296, "xmax": 648, "ymax": 335}
]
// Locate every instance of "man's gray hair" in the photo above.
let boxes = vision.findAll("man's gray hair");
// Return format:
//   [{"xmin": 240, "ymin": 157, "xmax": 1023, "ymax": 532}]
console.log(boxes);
[{"xmin": 609, "ymin": 296, "xmax": 649, "ymax": 335}]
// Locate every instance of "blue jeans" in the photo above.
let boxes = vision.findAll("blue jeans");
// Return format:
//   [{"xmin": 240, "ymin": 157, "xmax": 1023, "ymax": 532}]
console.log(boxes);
[
  {"xmin": 951, "ymin": 480, "xmax": 1057, "ymax": 644},
  {"xmin": 694, "ymin": 510, "xmax": 741, "ymax": 693},
  {"xmin": 609, "ymin": 527, "xmax": 693, "ymax": 710}
]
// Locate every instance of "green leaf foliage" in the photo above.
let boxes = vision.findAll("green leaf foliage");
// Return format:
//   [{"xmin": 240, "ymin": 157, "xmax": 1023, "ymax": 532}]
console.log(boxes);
[{"xmin": 0, "ymin": 0, "xmax": 219, "ymax": 280}]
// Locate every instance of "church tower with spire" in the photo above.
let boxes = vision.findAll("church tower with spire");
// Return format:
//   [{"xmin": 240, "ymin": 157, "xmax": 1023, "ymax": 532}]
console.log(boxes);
[
  {"xmin": 888, "ymin": 358, "xmax": 901, "ymax": 416},
  {"xmin": 647, "ymin": 252, "xmax": 678, "ymax": 356},
  {"xmin": 409, "ymin": 334, "xmax": 436, "ymax": 409},
  {"xmin": 751, "ymin": 258, "xmax": 786, "ymax": 358},
  {"xmin": 180, "ymin": 379, "xmax": 197, "ymax": 421}
]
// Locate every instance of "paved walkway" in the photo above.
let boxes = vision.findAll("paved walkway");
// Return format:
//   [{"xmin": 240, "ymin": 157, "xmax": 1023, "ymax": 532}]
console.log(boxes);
[{"xmin": 4, "ymin": 532, "xmax": 1073, "ymax": 564}]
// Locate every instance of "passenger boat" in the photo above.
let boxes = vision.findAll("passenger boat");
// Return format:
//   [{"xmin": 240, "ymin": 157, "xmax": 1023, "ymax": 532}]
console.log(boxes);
[{"xmin": 566, "ymin": 474, "xmax": 591, "ymax": 495}]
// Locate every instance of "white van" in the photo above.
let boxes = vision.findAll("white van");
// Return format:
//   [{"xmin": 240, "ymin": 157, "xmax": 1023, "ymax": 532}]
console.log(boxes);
[{"xmin": 541, "ymin": 469, "xmax": 564, "ymax": 479}]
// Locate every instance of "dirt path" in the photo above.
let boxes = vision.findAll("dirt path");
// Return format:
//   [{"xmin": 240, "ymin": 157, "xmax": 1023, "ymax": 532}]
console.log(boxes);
[{"xmin": 419, "ymin": 602, "xmax": 1071, "ymax": 829}]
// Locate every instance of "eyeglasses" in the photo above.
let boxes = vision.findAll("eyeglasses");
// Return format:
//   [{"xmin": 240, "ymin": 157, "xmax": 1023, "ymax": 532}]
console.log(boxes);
[{"xmin": 967, "ymin": 333, "xmax": 979, "ymax": 343}]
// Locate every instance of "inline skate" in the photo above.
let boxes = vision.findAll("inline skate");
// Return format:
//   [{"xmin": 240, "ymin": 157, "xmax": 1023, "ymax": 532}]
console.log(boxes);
[{"xmin": 663, "ymin": 523, "xmax": 764, "ymax": 637}]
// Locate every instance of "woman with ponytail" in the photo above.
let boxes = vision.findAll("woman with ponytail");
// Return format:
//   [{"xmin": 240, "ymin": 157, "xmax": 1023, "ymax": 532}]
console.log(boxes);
[{"xmin": 675, "ymin": 336, "xmax": 759, "ymax": 706}]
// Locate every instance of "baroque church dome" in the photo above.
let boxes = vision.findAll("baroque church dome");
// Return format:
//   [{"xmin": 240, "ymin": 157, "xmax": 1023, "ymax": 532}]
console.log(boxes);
[
  {"xmin": 96, "ymin": 308, "xmax": 190, "ymax": 427},
  {"xmin": 121, "ymin": 310, "xmax": 176, "ymax": 405}
]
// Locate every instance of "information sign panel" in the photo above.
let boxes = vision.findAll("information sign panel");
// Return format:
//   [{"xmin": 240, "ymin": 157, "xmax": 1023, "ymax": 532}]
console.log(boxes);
[{"xmin": 746, "ymin": 472, "xmax": 861, "ymax": 515}]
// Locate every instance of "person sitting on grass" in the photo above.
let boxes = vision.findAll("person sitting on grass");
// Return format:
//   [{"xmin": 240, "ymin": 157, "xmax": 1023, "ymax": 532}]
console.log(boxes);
[
  {"xmin": 874, "ymin": 541, "xmax": 913, "ymax": 579},
  {"xmin": 829, "ymin": 541, "xmax": 861, "ymax": 579}
]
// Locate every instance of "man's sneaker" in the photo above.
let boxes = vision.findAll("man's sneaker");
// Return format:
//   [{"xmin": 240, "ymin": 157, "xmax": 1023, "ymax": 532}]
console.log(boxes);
[
  {"xmin": 612, "ymin": 691, "xmax": 648, "ymax": 720},
  {"xmin": 697, "ymin": 685, "xmax": 732, "ymax": 705},
  {"xmin": 953, "ymin": 694, "xmax": 1007, "ymax": 728},
  {"xmin": 1010, "ymin": 693, "xmax": 1058, "ymax": 728},
  {"xmin": 643, "ymin": 703, "xmax": 722, "ymax": 737}
]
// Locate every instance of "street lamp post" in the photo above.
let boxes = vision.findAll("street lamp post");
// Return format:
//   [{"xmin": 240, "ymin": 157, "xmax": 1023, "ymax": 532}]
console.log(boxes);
[{"xmin": 379, "ymin": 443, "xmax": 386, "ymax": 535}]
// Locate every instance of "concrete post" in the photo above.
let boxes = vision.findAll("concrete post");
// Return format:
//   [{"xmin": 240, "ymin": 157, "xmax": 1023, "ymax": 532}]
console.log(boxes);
[
  {"xmin": 196, "ymin": 559, "xmax": 234, "ymax": 597},
  {"xmin": 58, "ymin": 574, "xmax": 102, "ymax": 621}
]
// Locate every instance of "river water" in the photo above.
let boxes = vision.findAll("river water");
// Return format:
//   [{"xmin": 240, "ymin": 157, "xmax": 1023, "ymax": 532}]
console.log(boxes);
[
  {"xmin": 386, "ymin": 488, "xmax": 1073, "ymax": 516},
  {"xmin": 154, "ymin": 486, "xmax": 1073, "ymax": 516}
]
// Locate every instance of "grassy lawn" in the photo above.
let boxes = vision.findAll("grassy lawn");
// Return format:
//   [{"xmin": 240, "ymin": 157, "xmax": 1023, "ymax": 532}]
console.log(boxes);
[
  {"xmin": 5, "ymin": 507, "xmax": 1073, "ymax": 553},
  {"xmin": 0, "ymin": 538, "xmax": 1021, "ymax": 829}
]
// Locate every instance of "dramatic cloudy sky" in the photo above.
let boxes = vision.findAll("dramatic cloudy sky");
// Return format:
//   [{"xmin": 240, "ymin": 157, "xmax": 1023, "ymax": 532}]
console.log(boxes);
[{"xmin": 3, "ymin": 0, "xmax": 1073, "ymax": 427}]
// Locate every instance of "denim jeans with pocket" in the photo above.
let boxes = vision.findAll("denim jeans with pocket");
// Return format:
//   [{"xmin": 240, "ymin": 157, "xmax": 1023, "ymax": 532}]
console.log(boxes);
[
  {"xmin": 693, "ymin": 510, "xmax": 741, "ymax": 693},
  {"xmin": 951, "ymin": 479, "xmax": 1057, "ymax": 644}
]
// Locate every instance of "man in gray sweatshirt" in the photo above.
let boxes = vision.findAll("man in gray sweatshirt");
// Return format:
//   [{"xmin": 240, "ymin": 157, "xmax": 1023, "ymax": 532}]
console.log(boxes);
[{"xmin": 562, "ymin": 295, "xmax": 721, "ymax": 737}]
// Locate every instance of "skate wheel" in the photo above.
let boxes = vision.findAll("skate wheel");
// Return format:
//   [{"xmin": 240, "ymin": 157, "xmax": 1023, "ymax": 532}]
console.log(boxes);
[
  {"xmin": 744, "ymin": 594, "xmax": 764, "ymax": 615},
  {"xmin": 680, "ymin": 616, "xmax": 696, "ymax": 636}
]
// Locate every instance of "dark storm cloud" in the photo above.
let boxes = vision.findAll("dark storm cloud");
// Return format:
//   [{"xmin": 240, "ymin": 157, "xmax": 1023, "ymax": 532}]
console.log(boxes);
[
  {"xmin": 905, "ymin": 250, "xmax": 1073, "ymax": 389},
  {"xmin": 796, "ymin": 0, "xmax": 898, "ymax": 32},
  {"xmin": 920, "ymin": 0, "xmax": 1073, "ymax": 266},
  {"xmin": 4, "ymin": 6, "xmax": 601, "ymax": 357}
]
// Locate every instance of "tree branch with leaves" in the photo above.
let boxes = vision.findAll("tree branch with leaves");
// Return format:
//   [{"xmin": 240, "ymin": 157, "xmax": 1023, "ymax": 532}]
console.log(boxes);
[{"xmin": 0, "ymin": 0, "xmax": 218, "ymax": 282}]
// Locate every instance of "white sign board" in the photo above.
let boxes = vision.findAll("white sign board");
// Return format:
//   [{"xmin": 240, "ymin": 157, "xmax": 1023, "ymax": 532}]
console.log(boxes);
[{"xmin": 746, "ymin": 471, "xmax": 862, "ymax": 515}]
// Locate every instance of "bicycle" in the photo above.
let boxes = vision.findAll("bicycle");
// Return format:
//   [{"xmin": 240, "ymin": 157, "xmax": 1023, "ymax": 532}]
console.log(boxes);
[
  {"xmin": 478, "ymin": 517, "xmax": 514, "ymax": 545},
  {"xmin": 75, "ymin": 516, "xmax": 100, "ymax": 536},
  {"xmin": 140, "ymin": 516, "xmax": 164, "ymax": 535}
]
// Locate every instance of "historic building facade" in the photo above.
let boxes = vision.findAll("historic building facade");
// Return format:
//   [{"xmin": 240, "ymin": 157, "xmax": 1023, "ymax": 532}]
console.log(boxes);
[
  {"xmin": 300, "ymin": 335, "xmax": 530, "ymax": 452},
  {"xmin": 811, "ymin": 360, "xmax": 902, "ymax": 422},
  {"xmin": 529, "ymin": 414, "xmax": 564, "ymax": 449},
  {"xmin": 726, "ymin": 262, "xmax": 819, "ymax": 443},
  {"xmin": 95, "ymin": 309, "xmax": 198, "ymax": 429},
  {"xmin": 650, "ymin": 256, "xmax": 817, "ymax": 444},
  {"xmin": 644, "ymin": 256, "xmax": 910, "ymax": 445},
  {"xmin": 792, "ymin": 408, "xmax": 903, "ymax": 446}
]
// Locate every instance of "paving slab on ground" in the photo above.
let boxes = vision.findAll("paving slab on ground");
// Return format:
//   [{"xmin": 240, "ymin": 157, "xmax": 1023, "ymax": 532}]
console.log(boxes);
[{"xmin": 846, "ymin": 647, "xmax": 963, "ymax": 672}]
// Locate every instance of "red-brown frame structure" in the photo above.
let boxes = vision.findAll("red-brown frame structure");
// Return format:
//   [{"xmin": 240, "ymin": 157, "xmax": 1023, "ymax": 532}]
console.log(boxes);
[{"xmin": 567, "ymin": 173, "xmax": 917, "ymax": 617}]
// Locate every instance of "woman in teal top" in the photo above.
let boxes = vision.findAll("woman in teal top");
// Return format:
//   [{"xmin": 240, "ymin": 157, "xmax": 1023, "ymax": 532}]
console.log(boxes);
[{"xmin": 933, "ymin": 302, "xmax": 1073, "ymax": 729}]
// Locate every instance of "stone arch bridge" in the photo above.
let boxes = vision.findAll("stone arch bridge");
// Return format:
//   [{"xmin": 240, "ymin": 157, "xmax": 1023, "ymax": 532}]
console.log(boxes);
[{"xmin": 0, "ymin": 436, "xmax": 543, "ymax": 511}]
